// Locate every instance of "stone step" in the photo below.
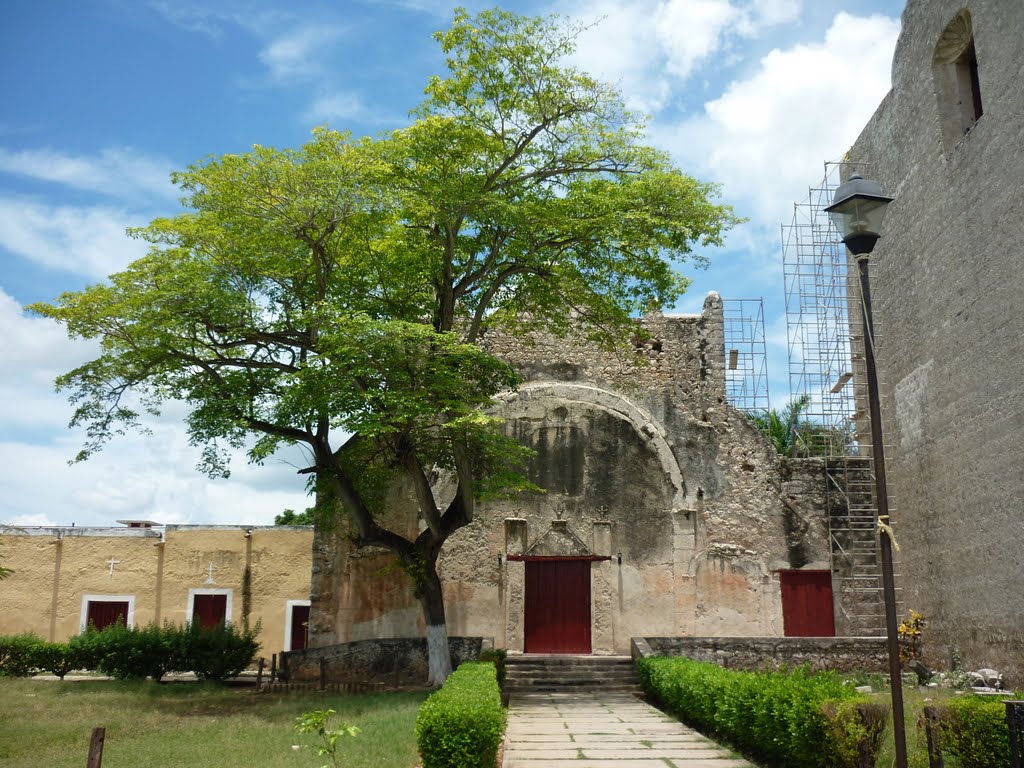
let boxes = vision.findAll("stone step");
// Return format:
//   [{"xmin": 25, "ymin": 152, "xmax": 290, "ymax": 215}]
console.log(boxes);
[{"xmin": 505, "ymin": 655, "xmax": 641, "ymax": 695}]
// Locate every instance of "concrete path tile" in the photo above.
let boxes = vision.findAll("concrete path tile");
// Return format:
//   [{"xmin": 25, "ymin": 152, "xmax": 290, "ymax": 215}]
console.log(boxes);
[{"xmin": 502, "ymin": 691, "xmax": 755, "ymax": 768}]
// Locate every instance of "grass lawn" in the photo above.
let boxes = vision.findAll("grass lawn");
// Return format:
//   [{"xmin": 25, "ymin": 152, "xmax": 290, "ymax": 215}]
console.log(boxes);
[{"xmin": 0, "ymin": 677, "xmax": 428, "ymax": 768}]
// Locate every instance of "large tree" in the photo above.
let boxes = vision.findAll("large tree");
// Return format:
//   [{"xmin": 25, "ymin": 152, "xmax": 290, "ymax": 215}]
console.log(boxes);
[{"xmin": 32, "ymin": 8, "xmax": 739, "ymax": 684}]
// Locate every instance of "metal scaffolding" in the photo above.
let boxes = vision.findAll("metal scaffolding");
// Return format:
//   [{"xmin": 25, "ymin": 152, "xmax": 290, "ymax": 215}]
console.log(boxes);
[
  {"xmin": 782, "ymin": 160, "xmax": 896, "ymax": 637},
  {"xmin": 722, "ymin": 298, "xmax": 770, "ymax": 416}
]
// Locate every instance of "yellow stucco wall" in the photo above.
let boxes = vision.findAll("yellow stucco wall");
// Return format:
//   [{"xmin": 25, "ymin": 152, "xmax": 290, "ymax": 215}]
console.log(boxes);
[{"xmin": 0, "ymin": 525, "xmax": 313, "ymax": 658}]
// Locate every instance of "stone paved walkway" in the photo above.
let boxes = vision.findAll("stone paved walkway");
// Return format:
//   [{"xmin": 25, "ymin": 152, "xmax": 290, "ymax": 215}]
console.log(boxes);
[{"xmin": 502, "ymin": 691, "xmax": 754, "ymax": 768}]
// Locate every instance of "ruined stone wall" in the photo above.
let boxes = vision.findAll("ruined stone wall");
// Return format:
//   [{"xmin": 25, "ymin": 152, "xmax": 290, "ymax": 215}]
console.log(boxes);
[
  {"xmin": 634, "ymin": 636, "xmax": 887, "ymax": 674},
  {"xmin": 311, "ymin": 293, "xmax": 836, "ymax": 654},
  {"xmin": 847, "ymin": 0, "xmax": 1024, "ymax": 683},
  {"xmin": 0, "ymin": 525, "xmax": 313, "ymax": 659}
]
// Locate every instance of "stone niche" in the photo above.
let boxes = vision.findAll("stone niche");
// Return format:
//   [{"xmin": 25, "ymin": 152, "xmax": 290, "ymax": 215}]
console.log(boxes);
[{"xmin": 309, "ymin": 294, "xmax": 835, "ymax": 657}]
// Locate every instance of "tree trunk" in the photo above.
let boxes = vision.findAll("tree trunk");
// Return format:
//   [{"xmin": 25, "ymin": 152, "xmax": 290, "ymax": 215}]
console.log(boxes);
[{"xmin": 417, "ymin": 562, "xmax": 453, "ymax": 687}]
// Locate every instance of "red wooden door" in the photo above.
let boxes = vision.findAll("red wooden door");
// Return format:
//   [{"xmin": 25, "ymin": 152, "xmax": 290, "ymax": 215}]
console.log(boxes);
[
  {"xmin": 524, "ymin": 560, "xmax": 591, "ymax": 653},
  {"xmin": 779, "ymin": 570, "xmax": 836, "ymax": 637},
  {"xmin": 86, "ymin": 601, "xmax": 129, "ymax": 631},
  {"xmin": 193, "ymin": 593, "xmax": 228, "ymax": 628},
  {"xmin": 290, "ymin": 605, "xmax": 310, "ymax": 651}
]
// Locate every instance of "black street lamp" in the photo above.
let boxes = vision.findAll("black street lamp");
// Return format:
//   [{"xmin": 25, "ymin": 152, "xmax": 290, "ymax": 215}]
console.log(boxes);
[{"xmin": 825, "ymin": 172, "xmax": 907, "ymax": 768}]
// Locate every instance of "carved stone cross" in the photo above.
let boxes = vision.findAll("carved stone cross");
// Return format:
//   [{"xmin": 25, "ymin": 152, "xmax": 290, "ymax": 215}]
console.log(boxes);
[
  {"xmin": 106, "ymin": 558, "xmax": 120, "ymax": 577},
  {"xmin": 204, "ymin": 562, "xmax": 218, "ymax": 585}
]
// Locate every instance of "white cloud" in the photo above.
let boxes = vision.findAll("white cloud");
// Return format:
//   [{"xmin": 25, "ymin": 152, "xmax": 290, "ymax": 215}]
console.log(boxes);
[
  {"xmin": 0, "ymin": 196, "xmax": 149, "ymax": 281},
  {"xmin": 0, "ymin": 147, "xmax": 176, "ymax": 202},
  {"xmin": 0, "ymin": 290, "xmax": 99, "ymax": 432},
  {"xmin": 558, "ymin": 0, "xmax": 804, "ymax": 113},
  {"xmin": 305, "ymin": 90, "xmax": 371, "ymax": 124},
  {"xmin": 653, "ymin": 11, "xmax": 900, "ymax": 229},
  {"xmin": 0, "ymin": 289, "xmax": 312, "ymax": 529},
  {"xmin": 259, "ymin": 25, "xmax": 347, "ymax": 82}
]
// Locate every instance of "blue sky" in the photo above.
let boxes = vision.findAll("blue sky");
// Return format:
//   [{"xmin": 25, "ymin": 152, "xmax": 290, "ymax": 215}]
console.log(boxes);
[{"xmin": 0, "ymin": 0, "xmax": 904, "ymax": 527}]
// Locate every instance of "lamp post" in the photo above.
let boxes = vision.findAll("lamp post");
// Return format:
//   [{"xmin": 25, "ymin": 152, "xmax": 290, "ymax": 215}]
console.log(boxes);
[{"xmin": 825, "ymin": 172, "xmax": 907, "ymax": 768}]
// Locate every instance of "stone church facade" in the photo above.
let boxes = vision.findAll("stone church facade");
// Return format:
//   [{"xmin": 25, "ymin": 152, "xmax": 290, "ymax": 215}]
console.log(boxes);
[
  {"xmin": 309, "ymin": 294, "xmax": 847, "ymax": 656},
  {"xmin": 846, "ymin": 0, "xmax": 1023, "ymax": 683}
]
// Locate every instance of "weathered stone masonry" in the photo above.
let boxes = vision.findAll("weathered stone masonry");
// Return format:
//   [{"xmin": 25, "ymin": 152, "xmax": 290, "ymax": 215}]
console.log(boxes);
[
  {"xmin": 310, "ymin": 294, "xmax": 844, "ymax": 655},
  {"xmin": 847, "ymin": 0, "xmax": 1024, "ymax": 684}
]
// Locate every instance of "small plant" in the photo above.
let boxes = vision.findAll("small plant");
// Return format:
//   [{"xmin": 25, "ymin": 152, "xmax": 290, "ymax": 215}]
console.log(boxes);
[
  {"xmin": 294, "ymin": 709, "xmax": 361, "ymax": 767},
  {"xmin": 898, "ymin": 609, "xmax": 926, "ymax": 664}
]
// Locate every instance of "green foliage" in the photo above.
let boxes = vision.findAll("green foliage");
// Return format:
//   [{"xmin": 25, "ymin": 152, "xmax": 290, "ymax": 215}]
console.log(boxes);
[
  {"xmin": 83, "ymin": 621, "xmax": 182, "ymax": 680},
  {"xmin": 821, "ymin": 700, "xmax": 889, "ymax": 768},
  {"xmin": 276, "ymin": 507, "xmax": 316, "ymax": 526},
  {"xmin": 181, "ymin": 620, "xmax": 260, "ymax": 681},
  {"xmin": 939, "ymin": 696, "xmax": 1011, "ymax": 768},
  {"xmin": 415, "ymin": 661, "xmax": 505, "ymax": 768},
  {"xmin": 31, "ymin": 7, "xmax": 738, "ymax": 684},
  {"xmin": 58, "ymin": 621, "xmax": 258, "ymax": 681},
  {"xmin": 0, "ymin": 633, "xmax": 45, "ymax": 677},
  {"xmin": 478, "ymin": 648, "xmax": 507, "ymax": 690},
  {"xmin": 30, "ymin": 641, "xmax": 80, "ymax": 679},
  {"xmin": 637, "ymin": 657, "xmax": 884, "ymax": 768},
  {"xmin": 295, "ymin": 709, "xmax": 362, "ymax": 768},
  {"xmin": 747, "ymin": 396, "xmax": 811, "ymax": 456}
]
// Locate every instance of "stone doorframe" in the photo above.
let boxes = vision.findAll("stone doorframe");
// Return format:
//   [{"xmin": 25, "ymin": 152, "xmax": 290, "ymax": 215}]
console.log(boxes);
[{"xmin": 502, "ymin": 518, "xmax": 616, "ymax": 653}]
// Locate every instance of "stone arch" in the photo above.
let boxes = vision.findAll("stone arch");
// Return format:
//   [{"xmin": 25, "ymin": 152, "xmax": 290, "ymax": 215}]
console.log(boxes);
[{"xmin": 495, "ymin": 381, "xmax": 690, "ymax": 513}]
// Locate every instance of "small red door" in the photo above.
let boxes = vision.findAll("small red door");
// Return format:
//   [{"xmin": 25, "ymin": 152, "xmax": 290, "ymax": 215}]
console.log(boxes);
[
  {"xmin": 779, "ymin": 570, "xmax": 836, "ymax": 637},
  {"xmin": 86, "ymin": 601, "xmax": 129, "ymax": 631},
  {"xmin": 290, "ymin": 605, "xmax": 310, "ymax": 651},
  {"xmin": 192, "ymin": 594, "xmax": 228, "ymax": 628},
  {"xmin": 524, "ymin": 559, "xmax": 591, "ymax": 653}
]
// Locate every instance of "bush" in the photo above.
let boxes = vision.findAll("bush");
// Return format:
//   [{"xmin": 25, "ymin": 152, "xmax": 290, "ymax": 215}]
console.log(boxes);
[
  {"xmin": 638, "ymin": 657, "xmax": 883, "ymax": 768},
  {"xmin": 416, "ymin": 661, "xmax": 505, "ymax": 768},
  {"xmin": 180, "ymin": 621, "xmax": 260, "ymax": 681},
  {"xmin": 940, "ymin": 696, "xmax": 1010, "ymax": 768},
  {"xmin": 66, "ymin": 621, "xmax": 257, "ymax": 681},
  {"xmin": 0, "ymin": 633, "xmax": 44, "ymax": 677},
  {"xmin": 77, "ymin": 621, "xmax": 178, "ymax": 680},
  {"xmin": 31, "ymin": 641, "xmax": 81, "ymax": 679},
  {"xmin": 822, "ymin": 700, "xmax": 889, "ymax": 768},
  {"xmin": 478, "ymin": 648, "xmax": 507, "ymax": 690}
]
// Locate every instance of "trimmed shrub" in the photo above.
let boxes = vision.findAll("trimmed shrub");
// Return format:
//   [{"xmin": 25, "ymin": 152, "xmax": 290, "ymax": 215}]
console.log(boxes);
[
  {"xmin": 0, "ymin": 633, "xmax": 44, "ymax": 677},
  {"xmin": 478, "ymin": 648, "xmax": 507, "ymax": 690},
  {"xmin": 31, "ymin": 641, "xmax": 81, "ymax": 679},
  {"xmin": 80, "ymin": 621, "xmax": 176, "ymax": 680},
  {"xmin": 638, "ymin": 656, "xmax": 883, "ymax": 768},
  {"xmin": 416, "ymin": 661, "xmax": 505, "ymax": 768},
  {"xmin": 940, "ymin": 696, "xmax": 1010, "ymax": 768},
  {"xmin": 180, "ymin": 621, "xmax": 260, "ymax": 681}
]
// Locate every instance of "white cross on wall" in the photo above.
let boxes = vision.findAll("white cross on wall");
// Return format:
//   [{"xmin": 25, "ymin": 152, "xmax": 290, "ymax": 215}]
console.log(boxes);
[
  {"xmin": 106, "ymin": 558, "xmax": 120, "ymax": 577},
  {"xmin": 204, "ymin": 562, "xmax": 218, "ymax": 585}
]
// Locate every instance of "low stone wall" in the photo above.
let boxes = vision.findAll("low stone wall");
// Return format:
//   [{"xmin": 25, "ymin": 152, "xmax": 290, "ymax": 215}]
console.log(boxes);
[
  {"xmin": 633, "ymin": 636, "xmax": 887, "ymax": 673},
  {"xmin": 281, "ymin": 637, "xmax": 487, "ymax": 687}
]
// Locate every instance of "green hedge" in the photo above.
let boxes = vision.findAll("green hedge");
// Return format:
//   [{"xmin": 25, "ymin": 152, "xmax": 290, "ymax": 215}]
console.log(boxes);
[
  {"xmin": 416, "ymin": 661, "xmax": 505, "ymax": 768},
  {"xmin": 0, "ymin": 621, "xmax": 259, "ymax": 681},
  {"xmin": 0, "ymin": 633, "xmax": 45, "ymax": 677},
  {"xmin": 939, "ymin": 696, "xmax": 1011, "ymax": 768},
  {"xmin": 637, "ymin": 656, "xmax": 887, "ymax": 768}
]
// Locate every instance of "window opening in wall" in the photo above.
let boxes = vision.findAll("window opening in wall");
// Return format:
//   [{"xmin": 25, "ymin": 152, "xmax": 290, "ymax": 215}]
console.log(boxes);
[
  {"xmin": 932, "ymin": 10, "xmax": 983, "ymax": 152},
  {"xmin": 285, "ymin": 600, "xmax": 311, "ymax": 651},
  {"xmin": 957, "ymin": 40, "xmax": 983, "ymax": 124},
  {"xmin": 80, "ymin": 594, "xmax": 135, "ymax": 632},
  {"xmin": 188, "ymin": 588, "xmax": 232, "ymax": 628}
]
